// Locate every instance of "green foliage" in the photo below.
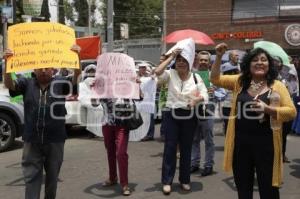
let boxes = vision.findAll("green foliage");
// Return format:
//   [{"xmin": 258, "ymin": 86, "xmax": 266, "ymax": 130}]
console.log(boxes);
[
  {"xmin": 40, "ymin": 0, "xmax": 50, "ymax": 21},
  {"xmin": 73, "ymin": 0, "xmax": 89, "ymax": 26},
  {"xmin": 58, "ymin": 0, "xmax": 65, "ymax": 24},
  {"xmin": 113, "ymin": 0, "xmax": 163, "ymax": 39}
]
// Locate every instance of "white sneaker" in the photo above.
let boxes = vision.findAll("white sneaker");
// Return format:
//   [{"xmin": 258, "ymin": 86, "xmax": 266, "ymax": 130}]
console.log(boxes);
[
  {"xmin": 181, "ymin": 183, "xmax": 191, "ymax": 191},
  {"xmin": 162, "ymin": 185, "xmax": 171, "ymax": 195}
]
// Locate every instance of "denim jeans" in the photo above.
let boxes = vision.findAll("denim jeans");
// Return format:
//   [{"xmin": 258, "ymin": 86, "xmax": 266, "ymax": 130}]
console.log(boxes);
[{"xmin": 191, "ymin": 118, "xmax": 215, "ymax": 168}]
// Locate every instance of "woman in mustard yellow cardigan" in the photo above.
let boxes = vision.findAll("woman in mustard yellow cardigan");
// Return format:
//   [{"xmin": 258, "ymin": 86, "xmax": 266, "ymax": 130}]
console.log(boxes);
[{"xmin": 211, "ymin": 43, "xmax": 296, "ymax": 199}]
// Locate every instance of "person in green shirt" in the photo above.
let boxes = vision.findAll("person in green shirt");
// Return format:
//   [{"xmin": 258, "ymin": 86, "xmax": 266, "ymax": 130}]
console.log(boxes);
[{"xmin": 190, "ymin": 51, "xmax": 215, "ymax": 176}]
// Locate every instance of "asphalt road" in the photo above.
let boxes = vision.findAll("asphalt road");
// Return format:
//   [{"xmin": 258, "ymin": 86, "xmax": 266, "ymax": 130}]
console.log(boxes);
[{"xmin": 0, "ymin": 122, "xmax": 300, "ymax": 199}]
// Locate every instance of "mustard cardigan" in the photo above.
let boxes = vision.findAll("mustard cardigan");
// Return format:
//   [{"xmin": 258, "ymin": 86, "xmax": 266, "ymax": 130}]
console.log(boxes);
[{"xmin": 211, "ymin": 74, "xmax": 296, "ymax": 187}]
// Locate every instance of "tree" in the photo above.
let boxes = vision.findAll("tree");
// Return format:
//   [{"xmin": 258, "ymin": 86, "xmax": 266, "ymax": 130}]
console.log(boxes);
[
  {"xmin": 40, "ymin": 0, "xmax": 50, "ymax": 21},
  {"xmin": 112, "ymin": 0, "xmax": 163, "ymax": 39},
  {"xmin": 73, "ymin": 0, "xmax": 89, "ymax": 26}
]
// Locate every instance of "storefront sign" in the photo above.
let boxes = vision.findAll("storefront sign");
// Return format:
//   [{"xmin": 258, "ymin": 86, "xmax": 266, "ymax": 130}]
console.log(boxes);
[{"xmin": 211, "ymin": 31, "xmax": 263, "ymax": 40}]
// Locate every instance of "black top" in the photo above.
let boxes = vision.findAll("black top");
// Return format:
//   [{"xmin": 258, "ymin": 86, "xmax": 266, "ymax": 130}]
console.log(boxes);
[
  {"xmin": 10, "ymin": 76, "xmax": 71, "ymax": 143},
  {"xmin": 235, "ymin": 89, "xmax": 272, "ymax": 135}
]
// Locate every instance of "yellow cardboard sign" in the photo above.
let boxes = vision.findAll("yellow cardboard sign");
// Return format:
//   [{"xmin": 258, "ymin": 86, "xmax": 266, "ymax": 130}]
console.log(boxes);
[{"xmin": 7, "ymin": 22, "xmax": 79, "ymax": 73}]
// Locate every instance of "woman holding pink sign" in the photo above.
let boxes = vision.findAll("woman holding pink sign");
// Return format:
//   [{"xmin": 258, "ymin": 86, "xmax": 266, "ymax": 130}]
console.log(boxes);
[{"xmin": 91, "ymin": 53, "xmax": 143, "ymax": 196}]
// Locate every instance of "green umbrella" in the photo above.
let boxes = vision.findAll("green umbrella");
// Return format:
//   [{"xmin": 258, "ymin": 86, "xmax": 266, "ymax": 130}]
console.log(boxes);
[{"xmin": 254, "ymin": 41, "xmax": 290, "ymax": 66}]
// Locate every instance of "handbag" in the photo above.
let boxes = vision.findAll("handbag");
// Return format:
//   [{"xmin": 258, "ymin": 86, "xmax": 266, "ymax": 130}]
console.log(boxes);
[{"xmin": 114, "ymin": 100, "xmax": 143, "ymax": 130}]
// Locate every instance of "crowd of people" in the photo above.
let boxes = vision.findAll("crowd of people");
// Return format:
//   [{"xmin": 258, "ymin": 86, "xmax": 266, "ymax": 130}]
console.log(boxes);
[{"xmin": 3, "ymin": 36, "xmax": 300, "ymax": 199}]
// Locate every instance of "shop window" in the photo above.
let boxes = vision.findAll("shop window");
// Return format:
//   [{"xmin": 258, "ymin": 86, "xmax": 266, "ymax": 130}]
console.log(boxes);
[
  {"xmin": 232, "ymin": 0, "xmax": 279, "ymax": 20},
  {"xmin": 279, "ymin": 0, "xmax": 300, "ymax": 17}
]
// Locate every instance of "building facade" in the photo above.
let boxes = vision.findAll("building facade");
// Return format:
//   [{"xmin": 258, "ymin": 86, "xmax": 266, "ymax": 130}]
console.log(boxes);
[{"xmin": 166, "ymin": 0, "xmax": 300, "ymax": 56}]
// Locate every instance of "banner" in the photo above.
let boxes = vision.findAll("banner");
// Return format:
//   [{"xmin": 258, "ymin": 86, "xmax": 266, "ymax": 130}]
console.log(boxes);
[
  {"xmin": 23, "ymin": 0, "xmax": 43, "ymax": 16},
  {"xmin": 76, "ymin": 36, "xmax": 101, "ymax": 60},
  {"xmin": 94, "ymin": 53, "xmax": 140, "ymax": 99},
  {"xmin": 7, "ymin": 22, "xmax": 79, "ymax": 73}
]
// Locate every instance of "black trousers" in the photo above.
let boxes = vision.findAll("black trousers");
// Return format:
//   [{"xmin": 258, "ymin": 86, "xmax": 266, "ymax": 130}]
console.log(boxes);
[
  {"xmin": 222, "ymin": 107, "xmax": 231, "ymax": 135},
  {"xmin": 232, "ymin": 133, "xmax": 279, "ymax": 199},
  {"xmin": 22, "ymin": 142, "xmax": 64, "ymax": 199},
  {"xmin": 282, "ymin": 121, "xmax": 293, "ymax": 156},
  {"xmin": 161, "ymin": 109, "xmax": 197, "ymax": 185}
]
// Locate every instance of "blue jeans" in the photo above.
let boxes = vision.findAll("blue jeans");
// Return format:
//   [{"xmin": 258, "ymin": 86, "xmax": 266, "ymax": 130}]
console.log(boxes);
[
  {"xmin": 191, "ymin": 118, "xmax": 215, "ymax": 168},
  {"xmin": 146, "ymin": 113, "xmax": 155, "ymax": 138}
]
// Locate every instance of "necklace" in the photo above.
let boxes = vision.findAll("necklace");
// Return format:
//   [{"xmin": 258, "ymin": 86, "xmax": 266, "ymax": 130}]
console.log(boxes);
[{"xmin": 249, "ymin": 80, "xmax": 265, "ymax": 92}]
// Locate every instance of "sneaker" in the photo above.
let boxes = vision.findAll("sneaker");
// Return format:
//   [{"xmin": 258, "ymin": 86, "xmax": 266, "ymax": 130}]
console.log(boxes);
[
  {"xmin": 190, "ymin": 166, "xmax": 199, "ymax": 173},
  {"xmin": 162, "ymin": 185, "xmax": 171, "ymax": 195},
  {"xmin": 201, "ymin": 167, "xmax": 213, "ymax": 176},
  {"xmin": 180, "ymin": 183, "xmax": 191, "ymax": 191},
  {"xmin": 122, "ymin": 186, "xmax": 131, "ymax": 196}
]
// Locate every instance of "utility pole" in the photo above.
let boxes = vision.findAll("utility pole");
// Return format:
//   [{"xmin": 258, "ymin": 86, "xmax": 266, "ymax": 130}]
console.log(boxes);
[
  {"xmin": 87, "ymin": 0, "xmax": 91, "ymax": 35},
  {"xmin": 162, "ymin": 0, "xmax": 166, "ymax": 53},
  {"xmin": 107, "ymin": 0, "xmax": 113, "ymax": 52}
]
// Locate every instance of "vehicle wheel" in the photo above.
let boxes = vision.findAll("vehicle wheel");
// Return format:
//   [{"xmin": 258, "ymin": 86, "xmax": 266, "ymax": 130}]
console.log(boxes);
[{"xmin": 0, "ymin": 113, "xmax": 17, "ymax": 152}]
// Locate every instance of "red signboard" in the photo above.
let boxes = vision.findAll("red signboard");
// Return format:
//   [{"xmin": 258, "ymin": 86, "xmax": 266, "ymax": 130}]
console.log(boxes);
[{"xmin": 211, "ymin": 31, "xmax": 263, "ymax": 40}]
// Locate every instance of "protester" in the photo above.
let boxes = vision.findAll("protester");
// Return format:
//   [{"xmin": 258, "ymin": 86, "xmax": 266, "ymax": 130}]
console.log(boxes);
[
  {"xmin": 190, "ymin": 51, "xmax": 215, "ymax": 176},
  {"xmin": 139, "ymin": 63, "xmax": 156, "ymax": 142},
  {"xmin": 273, "ymin": 56, "xmax": 295, "ymax": 163},
  {"xmin": 78, "ymin": 64, "xmax": 103, "ymax": 138},
  {"xmin": 157, "ymin": 54, "xmax": 169, "ymax": 141},
  {"xmin": 3, "ymin": 45, "xmax": 81, "ymax": 199},
  {"xmin": 220, "ymin": 51, "xmax": 240, "ymax": 135},
  {"xmin": 155, "ymin": 38, "xmax": 208, "ymax": 194},
  {"xmin": 211, "ymin": 43, "xmax": 296, "ymax": 199},
  {"xmin": 91, "ymin": 54, "xmax": 143, "ymax": 196},
  {"xmin": 220, "ymin": 50, "xmax": 240, "ymax": 72}
]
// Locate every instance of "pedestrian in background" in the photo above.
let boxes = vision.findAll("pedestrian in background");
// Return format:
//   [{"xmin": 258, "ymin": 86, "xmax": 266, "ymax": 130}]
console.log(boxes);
[
  {"xmin": 220, "ymin": 51, "xmax": 240, "ymax": 135},
  {"xmin": 155, "ymin": 38, "xmax": 208, "ymax": 195},
  {"xmin": 211, "ymin": 43, "xmax": 296, "ymax": 199},
  {"xmin": 3, "ymin": 45, "xmax": 81, "ymax": 199},
  {"xmin": 190, "ymin": 51, "xmax": 215, "ymax": 176}
]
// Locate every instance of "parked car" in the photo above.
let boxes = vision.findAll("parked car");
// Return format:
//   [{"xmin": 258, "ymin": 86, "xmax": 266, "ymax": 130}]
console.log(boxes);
[{"xmin": 0, "ymin": 87, "xmax": 24, "ymax": 152}]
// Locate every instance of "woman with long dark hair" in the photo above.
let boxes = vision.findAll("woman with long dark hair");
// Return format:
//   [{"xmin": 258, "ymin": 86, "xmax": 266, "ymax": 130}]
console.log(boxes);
[{"xmin": 211, "ymin": 43, "xmax": 296, "ymax": 199}]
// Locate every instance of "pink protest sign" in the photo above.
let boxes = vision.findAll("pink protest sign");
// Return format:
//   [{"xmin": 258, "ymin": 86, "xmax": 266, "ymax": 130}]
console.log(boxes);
[{"xmin": 94, "ymin": 53, "xmax": 140, "ymax": 99}]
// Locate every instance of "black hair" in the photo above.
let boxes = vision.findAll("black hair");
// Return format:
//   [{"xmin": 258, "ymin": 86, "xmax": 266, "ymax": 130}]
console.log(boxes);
[{"xmin": 239, "ymin": 48, "xmax": 278, "ymax": 89}]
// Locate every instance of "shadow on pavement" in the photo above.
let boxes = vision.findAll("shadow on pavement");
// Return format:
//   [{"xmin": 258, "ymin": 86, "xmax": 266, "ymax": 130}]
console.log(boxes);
[
  {"xmin": 6, "ymin": 140, "xmax": 23, "ymax": 152},
  {"xmin": 144, "ymin": 182, "xmax": 203, "ymax": 194},
  {"xmin": 289, "ymin": 159, "xmax": 300, "ymax": 179},
  {"xmin": 84, "ymin": 182, "xmax": 137, "ymax": 198}
]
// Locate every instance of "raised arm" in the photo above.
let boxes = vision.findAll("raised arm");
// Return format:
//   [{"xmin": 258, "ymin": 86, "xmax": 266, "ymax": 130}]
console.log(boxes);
[
  {"xmin": 210, "ymin": 43, "xmax": 227, "ymax": 81},
  {"xmin": 70, "ymin": 44, "xmax": 82, "ymax": 85},
  {"xmin": 154, "ymin": 49, "xmax": 181, "ymax": 76},
  {"xmin": 3, "ymin": 49, "xmax": 16, "ymax": 91}
]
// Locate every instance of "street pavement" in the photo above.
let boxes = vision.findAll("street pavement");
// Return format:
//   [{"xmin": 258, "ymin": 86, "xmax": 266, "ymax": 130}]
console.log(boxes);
[{"xmin": 0, "ymin": 121, "xmax": 300, "ymax": 199}]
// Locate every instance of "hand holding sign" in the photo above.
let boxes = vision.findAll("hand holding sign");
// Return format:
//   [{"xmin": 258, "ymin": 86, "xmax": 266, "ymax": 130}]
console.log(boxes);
[
  {"xmin": 7, "ymin": 22, "xmax": 80, "ymax": 73},
  {"xmin": 93, "ymin": 53, "xmax": 140, "ymax": 99}
]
